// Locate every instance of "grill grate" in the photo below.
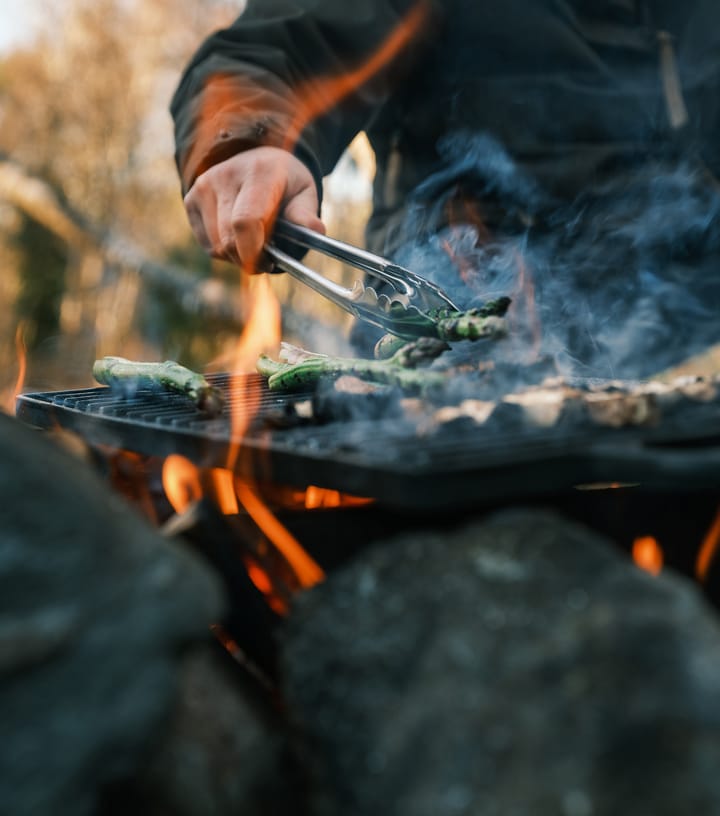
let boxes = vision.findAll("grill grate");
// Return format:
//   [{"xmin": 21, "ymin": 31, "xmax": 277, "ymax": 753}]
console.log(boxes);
[{"xmin": 15, "ymin": 373, "xmax": 720, "ymax": 509}]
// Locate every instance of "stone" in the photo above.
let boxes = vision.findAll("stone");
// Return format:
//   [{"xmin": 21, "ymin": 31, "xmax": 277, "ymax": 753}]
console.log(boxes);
[
  {"xmin": 280, "ymin": 509, "xmax": 720, "ymax": 816},
  {"xmin": 0, "ymin": 413, "xmax": 223, "ymax": 816}
]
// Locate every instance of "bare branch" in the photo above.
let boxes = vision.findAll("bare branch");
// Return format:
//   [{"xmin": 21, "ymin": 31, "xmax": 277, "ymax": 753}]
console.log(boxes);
[{"xmin": 0, "ymin": 159, "xmax": 244, "ymax": 325}]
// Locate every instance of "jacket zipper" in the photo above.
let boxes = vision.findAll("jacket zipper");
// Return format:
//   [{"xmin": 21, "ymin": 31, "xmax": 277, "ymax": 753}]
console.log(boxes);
[{"xmin": 657, "ymin": 30, "xmax": 689, "ymax": 131}]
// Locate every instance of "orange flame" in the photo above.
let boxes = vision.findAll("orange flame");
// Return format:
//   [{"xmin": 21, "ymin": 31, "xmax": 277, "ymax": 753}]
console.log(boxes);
[
  {"xmin": 210, "ymin": 468, "xmax": 240, "ymax": 515},
  {"xmin": 227, "ymin": 275, "xmax": 282, "ymax": 376},
  {"xmin": 161, "ymin": 456, "xmax": 325, "ymax": 594},
  {"xmin": 303, "ymin": 485, "xmax": 373, "ymax": 510},
  {"xmin": 696, "ymin": 506, "xmax": 720, "ymax": 583},
  {"xmin": 632, "ymin": 536, "xmax": 664, "ymax": 577},
  {"xmin": 167, "ymin": 5, "xmax": 427, "ymax": 601},
  {"xmin": 189, "ymin": 2, "xmax": 429, "ymax": 191},
  {"xmin": 162, "ymin": 454, "xmax": 203, "ymax": 514},
  {"xmin": 13, "ymin": 322, "xmax": 27, "ymax": 403},
  {"xmin": 285, "ymin": 2, "xmax": 429, "ymax": 143},
  {"xmin": 222, "ymin": 274, "xmax": 282, "ymax": 470},
  {"xmin": 235, "ymin": 480, "xmax": 324, "ymax": 589},
  {"xmin": 3, "ymin": 322, "xmax": 28, "ymax": 414}
]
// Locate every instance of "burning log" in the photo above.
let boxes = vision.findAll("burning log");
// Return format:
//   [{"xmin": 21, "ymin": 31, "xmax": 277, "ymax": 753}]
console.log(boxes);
[{"xmin": 93, "ymin": 356, "xmax": 225, "ymax": 416}]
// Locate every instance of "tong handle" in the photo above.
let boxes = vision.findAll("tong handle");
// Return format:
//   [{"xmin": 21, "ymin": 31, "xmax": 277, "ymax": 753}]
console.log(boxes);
[
  {"xmin": 265, "ymin": 218, "xmax": 459, "ymax": 339},
  {"xmin": 264, "ymin": 242, "xmax": 357, "ymax": 305},
  {"xmin": 272, "ymin": 218, "xmax": 458, "ymax": 312},
  {"xmin": 264, "ymin": 241, "xmax": 441, "ymax": 339},
  {"xmin": 273, "ymin": 218, "xmax": 389, "ymax": 277}
]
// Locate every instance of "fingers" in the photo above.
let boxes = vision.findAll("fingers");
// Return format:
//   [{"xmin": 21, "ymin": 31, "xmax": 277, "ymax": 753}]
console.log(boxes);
[
  {"xmin": 183, "ymin": 147, "xmax": 324, "ymax": 272},
  {"xmin": 227, "ymin": 161, "xmax": 285, "ymax": 271},
  {"xmin": 283, "ymin": 184, "xmax": 326, "ymax": 235}
]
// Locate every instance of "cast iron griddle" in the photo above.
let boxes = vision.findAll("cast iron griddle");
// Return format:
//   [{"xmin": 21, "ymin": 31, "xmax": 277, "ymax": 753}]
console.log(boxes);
[{"xmin": 15, "ymin": 373, "xmax": 720, "ymax": 509}]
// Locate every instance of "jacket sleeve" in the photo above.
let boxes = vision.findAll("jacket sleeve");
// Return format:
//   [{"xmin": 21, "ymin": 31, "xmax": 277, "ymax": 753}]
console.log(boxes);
[{"xmin": 170, "ymin": 0, "xmax": 437, "ymax": 195}]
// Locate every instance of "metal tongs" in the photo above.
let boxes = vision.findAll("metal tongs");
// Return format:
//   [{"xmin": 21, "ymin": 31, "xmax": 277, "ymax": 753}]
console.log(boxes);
[{"xmin": 264, "ymin": 218, "xmax": 459, "ymax": 339}]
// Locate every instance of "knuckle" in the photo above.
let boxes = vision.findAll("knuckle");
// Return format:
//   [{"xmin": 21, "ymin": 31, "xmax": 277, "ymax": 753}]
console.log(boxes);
[
  {"xmin": 231, "ymin": 212, "xmax": 264, "ymax": 238},
  {"xmin": 189, "ymin": 173, "xmax": 211, "ymax": 197}
]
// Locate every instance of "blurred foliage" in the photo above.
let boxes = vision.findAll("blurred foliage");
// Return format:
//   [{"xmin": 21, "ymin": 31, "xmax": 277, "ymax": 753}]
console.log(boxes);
[
  {"xmin": 13, "ymin": 214, "xmax": 67, "ymax": 350},
  {"xmin": 0, "ymin": 0, "xmax": 373, "ymax": 408}
]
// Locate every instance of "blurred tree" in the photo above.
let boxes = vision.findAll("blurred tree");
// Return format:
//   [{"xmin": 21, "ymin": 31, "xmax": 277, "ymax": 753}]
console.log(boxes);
[
  {"xmin": 0, "ymin": 0, "xmax": 238, "ymax": 250},
  {"xmin": 0, "ymin": 0, "xmax": 373, "ymax": 395},
  {"xmin": 13, "ymin": 214, "xmax": 67, "ymax": 351},
  {"xmin": 0, "ymin": 0, "xmax": 241, "ymax": 385}
]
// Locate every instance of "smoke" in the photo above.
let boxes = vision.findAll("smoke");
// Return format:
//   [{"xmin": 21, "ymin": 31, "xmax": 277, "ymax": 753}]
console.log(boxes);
[{"xmin": 393, "ymin": 131, "xmax": 720, "ymax": 384}]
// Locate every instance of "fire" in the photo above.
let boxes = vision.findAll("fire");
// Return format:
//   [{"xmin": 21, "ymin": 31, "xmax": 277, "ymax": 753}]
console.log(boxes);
[
  {"xmin": 3, "ymin": 321, "xmax": 28, "ymax": 414},
  {"xmin": 162, "ymin": 454, "xmax": 203, "ymax": 514},
  {"xmin": 161, "ymin": 455, "xmax": 325, "ymax": 598},
  {"xmin": 303, "ymin": 485, "xmax": 373, "ymax": 509},
  {"xmin": 165, "ymin": 6, "xmax": 429, "ymax": 604},
  {"xmin": 235, "ymin": 480, "xmax": 324, "ymax": 589},
  {"xmin": 696, "ymin": 506, "xmax": 720, "ymax": 583},
  {"xmin": 224, "ymin": 274, "xmax": 282, "ymax": 375},
  {"xmin": 285, "ymin": 2, "xmax": 429, "ymax": 143},
  {"xmin": 221, "ymin": 274, "xmax": 281, "ymax": 472},
  {"xmin": 189, "ymin": 1, "xmax": 429, "ymax": 192},
  {"xmin": 210, "ymin": 468, "xmax": 239, "ymax": 515},
  {"xmin": 632, "ymin": 536, "xmax": 664, "ymax": 577}
]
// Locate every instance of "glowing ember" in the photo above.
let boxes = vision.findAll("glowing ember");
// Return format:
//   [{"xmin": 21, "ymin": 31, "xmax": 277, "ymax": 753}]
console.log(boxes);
[
  {"xmin": 696, "ymin": 507, "xmax": 720, "ymax": 583},
  {"xmin": 632, "ymin": 536, "xmax": 664, "ymax": 577}
]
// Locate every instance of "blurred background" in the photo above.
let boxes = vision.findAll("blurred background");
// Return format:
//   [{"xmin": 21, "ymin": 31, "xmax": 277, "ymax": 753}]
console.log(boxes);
[{"xmin": 0, "ymin": 0, "xmax": 374, "ymax": 408}]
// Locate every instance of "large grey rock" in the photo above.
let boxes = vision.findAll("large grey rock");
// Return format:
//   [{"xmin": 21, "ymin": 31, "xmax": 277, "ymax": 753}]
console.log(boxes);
[
  {"xmin": 281, "ymin": 509, "xmax": 720, "ymax": 816},
  {"xmin": 122, "ymin": 643, "xmax": 297, "ymax": 816},
  {"xmin": 0, "ymin": 414, "xmax": 223, "ymax": 816}
]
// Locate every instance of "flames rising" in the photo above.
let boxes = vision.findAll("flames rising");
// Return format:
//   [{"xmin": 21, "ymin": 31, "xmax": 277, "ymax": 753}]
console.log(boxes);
[
  {"xmin": 162, "ymin": 454, "xmax": 204, "ymax": 512},
  {"xmin": 190, "ymin": 0, "xmax": 429, "ymax": 230},
  {"xmin": 161, "ymin": 453, "xmax": 330, "ymax": 607},
  {"xmin": 2, "ymin": 321, "xmax": 28, "ymax": 414},
  {"xmin": 172, "ymin": 9, "xmax": 432, "ymax": 608},
  {"xmin": 283, "ymin": 2, "xmax": 429, "ymax": 146}
]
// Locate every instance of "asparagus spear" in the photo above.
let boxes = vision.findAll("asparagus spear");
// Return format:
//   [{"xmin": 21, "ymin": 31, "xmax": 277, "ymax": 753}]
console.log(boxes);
[
  {"xmin": 93, "ymin": 356, "xmax": 225, "ymax": 416},
  {"xmin": 257, "ymin": 342, "xmax": 452, "ymax": 392},
  {"xmin": 432, "ymin": 296, "xmax": 512, "ymax": 342},
  {"xmin": 374, "ymin": 297, "xmax": 511, "ymax": 357}
]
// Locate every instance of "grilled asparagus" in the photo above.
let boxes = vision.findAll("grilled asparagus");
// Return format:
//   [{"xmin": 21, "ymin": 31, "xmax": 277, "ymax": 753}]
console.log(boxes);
[
  {"xmin": 93, "ymin": 356, "xmax": 225, "ymax": 416},
  {"xmin": 257, "ymin": 341, "xmax": 451, "ymax": 392}
]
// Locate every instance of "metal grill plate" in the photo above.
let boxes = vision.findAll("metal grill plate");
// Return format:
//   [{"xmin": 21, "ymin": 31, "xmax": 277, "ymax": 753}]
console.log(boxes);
[{"xmin": 15, "ymin": 373, "xmax": 720, "ymax": 509}]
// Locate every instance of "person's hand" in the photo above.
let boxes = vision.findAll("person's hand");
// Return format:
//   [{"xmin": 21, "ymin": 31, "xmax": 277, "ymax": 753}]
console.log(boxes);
[{"xmin": 184, "ymin": 146, "xmax": 325, "ymax": 271}]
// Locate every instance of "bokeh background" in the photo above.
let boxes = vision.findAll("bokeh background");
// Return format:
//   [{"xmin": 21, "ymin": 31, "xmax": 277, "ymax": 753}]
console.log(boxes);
[{"xmin": 0, "ymin": 0, "xmax": 374, "ymax": 409}]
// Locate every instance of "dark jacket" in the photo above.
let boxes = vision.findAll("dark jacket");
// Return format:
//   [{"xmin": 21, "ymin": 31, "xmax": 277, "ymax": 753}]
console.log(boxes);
[{"xmin": 171, "ymin": 0, "xmax": 720, "ymax": 253}]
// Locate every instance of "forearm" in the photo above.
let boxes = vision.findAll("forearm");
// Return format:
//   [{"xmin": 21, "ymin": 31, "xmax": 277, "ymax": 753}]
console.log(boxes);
[{"xmin": 170, "ymin": 0, "xmax": 437, "ymax": 194}]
